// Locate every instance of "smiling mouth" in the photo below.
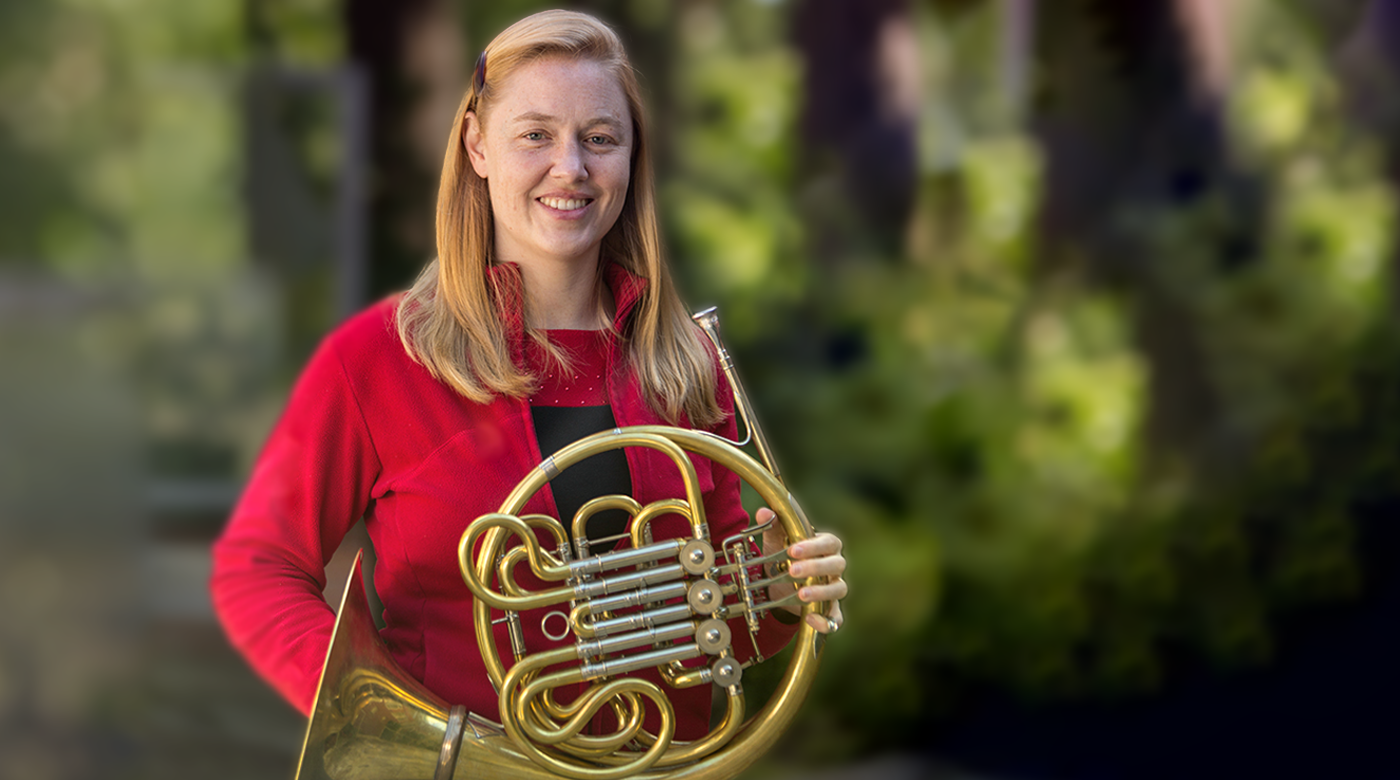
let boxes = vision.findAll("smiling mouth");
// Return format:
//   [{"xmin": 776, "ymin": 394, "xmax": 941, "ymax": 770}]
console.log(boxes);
[{"xmin": 538, "ymin": 196, "xmax": 592, "ymax": 211}]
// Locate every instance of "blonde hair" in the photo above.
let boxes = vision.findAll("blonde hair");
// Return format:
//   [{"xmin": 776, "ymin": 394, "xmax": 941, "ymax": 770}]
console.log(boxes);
[{"xmin": 397, "ymin": 9, "xmax": 722, "ymax": 427}]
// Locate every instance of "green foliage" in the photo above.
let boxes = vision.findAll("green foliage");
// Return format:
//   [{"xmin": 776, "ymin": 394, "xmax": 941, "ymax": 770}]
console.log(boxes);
[
  {"xmin": 0, "ymin": 0, "xmax": 249, "ymax": 280},
  {"xmin": 665, "ymin": 0, "xmax": 806, "ymax": 339},
  {"xmin": 0, "ymin": 0, "xmax": 301, "ymax": 481},
  {"xmin": 664, "ymin": 0, "xmax": 1399, "ymax": 758},
  {"xmin": 248, "ymin": 0, "xmax": 344, "ymax": 64}
]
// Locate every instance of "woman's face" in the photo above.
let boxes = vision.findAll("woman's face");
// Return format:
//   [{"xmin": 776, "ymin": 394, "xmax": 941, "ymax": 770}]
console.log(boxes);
[{"xmin": 465, "ymin": 56, "xmax": 633, "ymax": 273}]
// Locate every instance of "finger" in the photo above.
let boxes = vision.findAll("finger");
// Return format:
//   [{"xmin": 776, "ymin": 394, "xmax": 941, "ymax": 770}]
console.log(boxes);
[
  {"xmin": 788, "ymin": 555, "xmax": 845, "ymax": 579},
  {"xmin": 803, "ymin": 596, "xmax": 845, "ymax": 633},
  {"xmin": 806, "ymin": 613, "xmax": 833, "ymax": 633},
  {"xmin": 796, "ymin": 580, "xmax": 847, "ymax": 603},
  {"xmin": 787, "ymin": 533, "xmax": 842, "ymax": 560},
  {"xmin": 805, "ymin": 608, "xmax": 844, "ymax": 634},
  {"xmin": 759, "ymin": 513, "xmax": 789, "ymax": 558}
]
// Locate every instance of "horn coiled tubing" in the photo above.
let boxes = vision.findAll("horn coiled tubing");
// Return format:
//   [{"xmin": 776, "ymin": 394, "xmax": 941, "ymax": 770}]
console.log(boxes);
[{"xmin": 459, "ymin": 425, "xmax": 824, "ymax": 780}]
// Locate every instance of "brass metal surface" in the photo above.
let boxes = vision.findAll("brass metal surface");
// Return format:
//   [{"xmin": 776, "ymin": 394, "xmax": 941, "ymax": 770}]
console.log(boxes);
[{"xmin": 295, "ymin": 553, "xmax": 565, "ymax": 780}]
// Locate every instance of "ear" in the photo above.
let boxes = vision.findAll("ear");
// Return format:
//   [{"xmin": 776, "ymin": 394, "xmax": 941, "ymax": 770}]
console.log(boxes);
[{"xmin": 463, "ymin": 111, "xmax": 489, "ymax": 179}]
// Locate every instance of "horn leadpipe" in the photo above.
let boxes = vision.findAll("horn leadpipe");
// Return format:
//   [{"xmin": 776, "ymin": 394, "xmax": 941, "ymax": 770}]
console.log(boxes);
[
  {"xmin": 693, "ymin": 308, "xmax": 816, "ymax": 539},
  {"xmin": 692, "ymin": 308, "xmax": 782, "ymax": 483}
]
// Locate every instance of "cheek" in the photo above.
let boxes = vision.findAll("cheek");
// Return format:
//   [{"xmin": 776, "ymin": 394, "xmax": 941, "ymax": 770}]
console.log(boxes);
[
  {"xmin": 485, "ymin": 183, "xmax": 524, "ymax": 229},
  {"xmin": 602, "ymin": 159, "xmax": 632, "ymax": 199},
  {"xmin": 489, "ymin": 171, "xmax": 527, "ymax": 209}
]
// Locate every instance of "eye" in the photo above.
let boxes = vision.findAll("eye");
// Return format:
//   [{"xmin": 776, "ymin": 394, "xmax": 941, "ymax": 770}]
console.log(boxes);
[
  {"xmin": 586, "ymin": 134, "xmax": 614, "ymax": 146},
  {"xmin": 523, "ymin": 131, "xmax": 545, "ymax": 141}
]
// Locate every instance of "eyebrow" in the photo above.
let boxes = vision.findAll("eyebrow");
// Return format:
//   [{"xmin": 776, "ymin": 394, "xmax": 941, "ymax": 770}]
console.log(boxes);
[{"xmin": 509, "ymin": 111, "xmax": 628, "ymax": 131}]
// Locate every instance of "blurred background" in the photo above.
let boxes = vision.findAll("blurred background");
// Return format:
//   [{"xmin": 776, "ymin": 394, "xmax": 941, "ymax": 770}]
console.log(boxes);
[{"xmin": 2, "ymin": 0, "xmax": 1399, "ymax": 778}]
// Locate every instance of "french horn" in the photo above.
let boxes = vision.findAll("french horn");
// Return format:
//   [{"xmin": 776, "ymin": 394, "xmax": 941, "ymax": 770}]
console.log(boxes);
[{"xmin": 296, "ymin": 308, "xmax": 826, "ymax": 780}]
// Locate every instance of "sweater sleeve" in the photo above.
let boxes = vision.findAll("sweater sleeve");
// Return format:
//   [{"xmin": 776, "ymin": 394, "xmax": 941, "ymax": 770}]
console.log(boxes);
[{"xmin": 209, "ymin": 333, "xmax": 382, "ymax": 715}]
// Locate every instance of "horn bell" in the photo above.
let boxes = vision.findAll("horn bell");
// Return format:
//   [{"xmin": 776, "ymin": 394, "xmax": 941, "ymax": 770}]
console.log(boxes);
[{"xmin": 295, "ymin": 551, "xmax": 558, "ymax": 780}]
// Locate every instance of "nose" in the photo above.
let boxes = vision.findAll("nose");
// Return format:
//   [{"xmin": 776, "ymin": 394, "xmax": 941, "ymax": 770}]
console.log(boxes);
[{"xmin": 551, "ymin": 137, "xmax": 589, "ymax": 182}]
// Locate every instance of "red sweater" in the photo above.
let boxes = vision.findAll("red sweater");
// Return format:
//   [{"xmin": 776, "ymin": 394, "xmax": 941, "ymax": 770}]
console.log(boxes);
[{"xmin": 209, "ymin": 263, "xmax": 795, "ymax": 738}]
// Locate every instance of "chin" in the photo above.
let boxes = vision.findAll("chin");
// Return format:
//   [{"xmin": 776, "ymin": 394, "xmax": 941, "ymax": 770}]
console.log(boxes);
[{"xmin": 541, "ymin": 240, "xmax": 605, "ymax": 262}]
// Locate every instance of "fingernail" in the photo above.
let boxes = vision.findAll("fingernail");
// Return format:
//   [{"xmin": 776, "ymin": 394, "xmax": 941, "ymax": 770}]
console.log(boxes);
[
  {"xmin": 800, "ymin": 588, "xmax": 811, "ymax": 600},
  {"xmin": 790, "ymin": 545, "xmax": 803, "ymax": 557}
]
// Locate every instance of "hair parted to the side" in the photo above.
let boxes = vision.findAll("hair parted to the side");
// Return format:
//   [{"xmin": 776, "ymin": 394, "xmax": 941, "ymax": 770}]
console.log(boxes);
[{"xmin": 396, "ymin": 9, "xmax": 722, "ymax": 427}]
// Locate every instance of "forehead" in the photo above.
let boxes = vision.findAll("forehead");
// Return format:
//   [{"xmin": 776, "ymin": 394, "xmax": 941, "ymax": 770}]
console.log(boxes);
[{"xmin": 486, "ymin": 55, "xmax": 631, "ymax": 128}]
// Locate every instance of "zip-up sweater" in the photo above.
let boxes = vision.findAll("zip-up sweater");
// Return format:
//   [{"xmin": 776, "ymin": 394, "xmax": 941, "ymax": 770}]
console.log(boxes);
[{"xmin": 209, "ymin": 261, "xmax": 796, "ymax": 739}]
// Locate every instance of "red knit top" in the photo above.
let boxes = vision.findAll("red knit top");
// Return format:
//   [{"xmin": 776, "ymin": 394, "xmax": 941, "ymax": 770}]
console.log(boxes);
[{"xmin": 529, "ymin": 328, "xmax": 611, "ymax": 406}]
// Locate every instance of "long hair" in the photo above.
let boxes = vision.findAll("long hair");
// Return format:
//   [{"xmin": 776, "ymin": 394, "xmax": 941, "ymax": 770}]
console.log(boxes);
[{"xmin": 397, "ymin": 9, "xmax": 722, "ymax": 427}]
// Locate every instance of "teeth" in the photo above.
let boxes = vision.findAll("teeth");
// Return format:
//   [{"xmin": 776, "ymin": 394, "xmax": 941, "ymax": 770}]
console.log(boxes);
[{"xmin": 540, "ymin": 197, "xmax": 589, "ymax": 210}]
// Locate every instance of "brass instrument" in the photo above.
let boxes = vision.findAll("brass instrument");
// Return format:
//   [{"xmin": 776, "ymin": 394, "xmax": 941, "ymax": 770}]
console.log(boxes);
[{"xmin": 296, "ymin": 308, "xmax": 825, "ymax": 780}]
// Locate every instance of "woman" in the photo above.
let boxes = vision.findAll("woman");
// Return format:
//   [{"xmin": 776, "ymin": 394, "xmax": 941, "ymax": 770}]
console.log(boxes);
[{"xmin": 211, "ymin": 9, "xmax": 847, "ymax": 742}]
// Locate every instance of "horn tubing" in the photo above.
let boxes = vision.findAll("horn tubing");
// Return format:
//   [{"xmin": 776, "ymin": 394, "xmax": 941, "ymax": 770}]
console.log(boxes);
[
  {"xmin": 692, "ymin": 307, "xmax": 783, "ymax": 487},
  {"xmin": 469, "ymin": 425, "xmax": 826, "ymax": 780}
]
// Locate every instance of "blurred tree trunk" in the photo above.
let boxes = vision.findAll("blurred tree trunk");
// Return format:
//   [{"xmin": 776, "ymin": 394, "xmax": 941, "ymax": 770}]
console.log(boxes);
[
  {"xmin": 1030, "ymin": 0, "xmax": 1263, "ymax": 469},
  {"xmin": 795, "ymin": 0, "xmax": 920, "ymax": 260},
  {"xmin": 345, "ymin": 0, "xmax": 466, "ymax": 299}
]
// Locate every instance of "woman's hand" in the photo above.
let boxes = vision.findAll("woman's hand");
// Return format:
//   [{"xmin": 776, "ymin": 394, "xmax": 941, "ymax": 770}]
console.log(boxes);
[{"xmin": 757, "ymin": 507, "xmax": 847, "ymax": 634}]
